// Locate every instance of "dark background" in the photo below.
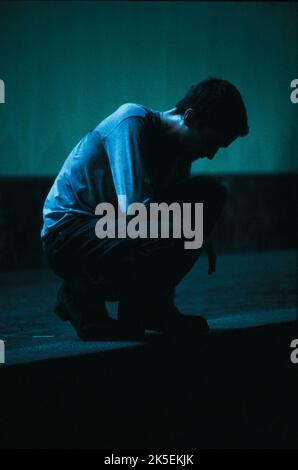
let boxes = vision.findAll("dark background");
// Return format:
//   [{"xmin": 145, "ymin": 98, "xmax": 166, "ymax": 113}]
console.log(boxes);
[{"xmin": 0, "ymin": 1, "xmax": 297, "ymax": 268}]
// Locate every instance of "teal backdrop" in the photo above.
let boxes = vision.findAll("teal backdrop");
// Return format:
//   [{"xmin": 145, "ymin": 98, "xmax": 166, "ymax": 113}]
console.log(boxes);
[{"xmin": 0, "ymin": 1, "xmax": 297, "ymax": 175}]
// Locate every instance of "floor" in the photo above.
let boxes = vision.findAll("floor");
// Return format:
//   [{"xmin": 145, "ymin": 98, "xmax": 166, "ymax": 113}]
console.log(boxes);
[
  {"xmin": 0, "ymin": 251, "xmax": 297, "ymax": 448},
  {"xmin": 0, "ymin": 250, "xmax": 296, "ymax": 365}
]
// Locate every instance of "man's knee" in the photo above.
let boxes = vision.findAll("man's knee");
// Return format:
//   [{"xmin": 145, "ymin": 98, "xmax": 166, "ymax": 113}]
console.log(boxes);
[{"xmin": 182, "ymin": 175, "xmax": 228, "ymax": 210}]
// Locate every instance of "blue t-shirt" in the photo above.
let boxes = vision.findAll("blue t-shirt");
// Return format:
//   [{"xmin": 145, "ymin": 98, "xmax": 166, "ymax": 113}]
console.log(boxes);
[{"xmin": 41, "ymin": 103, "xmax": 191, "ymax": 238}]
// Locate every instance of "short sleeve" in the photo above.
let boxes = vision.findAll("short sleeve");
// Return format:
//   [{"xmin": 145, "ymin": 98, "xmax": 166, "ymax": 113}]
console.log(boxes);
[{"xmin": 104, "ymin": 116, "xmax": 154, "ymax": 212}]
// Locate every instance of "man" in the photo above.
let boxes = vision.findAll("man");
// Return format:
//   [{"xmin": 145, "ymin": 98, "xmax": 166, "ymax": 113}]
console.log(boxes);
[{"xmin": 41, "ymin": 77, "xmax": 249, "ymax": 340}]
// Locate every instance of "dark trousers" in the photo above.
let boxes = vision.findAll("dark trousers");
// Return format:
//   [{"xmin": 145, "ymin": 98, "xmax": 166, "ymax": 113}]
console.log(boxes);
[{"xmin": 42, "ymin": 176, "xmax": 227, "ymax": 317}]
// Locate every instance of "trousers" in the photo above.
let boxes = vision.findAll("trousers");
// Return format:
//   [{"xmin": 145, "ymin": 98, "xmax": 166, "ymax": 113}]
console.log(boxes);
[{"xmin": 42, "ymin": 176, "xmax": 227, "ymax": 307}]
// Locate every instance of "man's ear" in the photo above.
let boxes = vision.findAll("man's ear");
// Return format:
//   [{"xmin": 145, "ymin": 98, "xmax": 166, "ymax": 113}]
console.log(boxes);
[
  {"xmin": 183, "ymin": 108, "xmax": 203, "ymax": 129},
  {"xmin": 183, "ymin": 108, "xmax": 195, "ymax": 127}
]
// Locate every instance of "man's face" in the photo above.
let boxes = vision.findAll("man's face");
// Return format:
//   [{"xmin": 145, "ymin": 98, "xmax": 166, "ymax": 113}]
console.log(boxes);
[{"xmin": 179, "ymin": 109, "xmax": 238, "ymax": 162}]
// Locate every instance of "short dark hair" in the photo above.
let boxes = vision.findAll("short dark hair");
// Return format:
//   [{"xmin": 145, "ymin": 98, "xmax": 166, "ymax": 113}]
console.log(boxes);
[{"xmin": 175, "ymin": 77, "xmax": 249, "ymax": 137}]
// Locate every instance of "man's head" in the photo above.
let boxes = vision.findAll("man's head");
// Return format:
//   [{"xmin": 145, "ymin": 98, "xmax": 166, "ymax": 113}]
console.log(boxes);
[{"xmin": 172, "ymin": 77, "xmax": 249, "ymax": 161}]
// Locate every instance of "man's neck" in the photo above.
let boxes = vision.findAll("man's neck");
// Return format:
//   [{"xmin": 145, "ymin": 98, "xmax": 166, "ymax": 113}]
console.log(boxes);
[{"xmin": 159, "ymin": 108, "xmax": 183, "ymax": 141}]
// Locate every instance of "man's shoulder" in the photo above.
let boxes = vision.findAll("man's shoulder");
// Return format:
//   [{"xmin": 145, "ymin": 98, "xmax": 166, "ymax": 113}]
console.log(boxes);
[
  {"xmin": 116, "ymin": 102, "xmax": 150, "ymax": 119},
  {"xmin": 96, "ymin": 103, "xmax": 158, "ymax": 138}
]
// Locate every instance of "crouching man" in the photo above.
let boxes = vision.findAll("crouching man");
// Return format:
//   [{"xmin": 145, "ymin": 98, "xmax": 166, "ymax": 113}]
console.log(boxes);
[{"xmin": 41, "ymin": 77, "xmax": 249, "ymax": 340}]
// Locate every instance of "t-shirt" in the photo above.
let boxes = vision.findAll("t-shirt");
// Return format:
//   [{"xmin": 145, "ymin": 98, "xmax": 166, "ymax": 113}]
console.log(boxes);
[{"xmin": 41, "ymin": 103, "xmax": 191, "ymax": 239}]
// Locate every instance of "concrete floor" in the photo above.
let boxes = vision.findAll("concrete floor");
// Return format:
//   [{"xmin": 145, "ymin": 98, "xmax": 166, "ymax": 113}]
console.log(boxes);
[
  {"xmin": 0, "ymin": 251, "xmax": 297, "ymax": 448},
  {"xmin": 0, "ymin": 251, "xmax": 296, "ymax": 365}
]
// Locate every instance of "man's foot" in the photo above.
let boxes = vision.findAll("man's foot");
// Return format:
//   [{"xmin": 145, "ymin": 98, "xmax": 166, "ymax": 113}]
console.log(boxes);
[
  {"xmin": 54, "ymin": 281, "xmax": 144, "ymax": 341},
  {"xmin": 118, "ymin": 295, "xmax": 209, "ymax": 337},
  {"xmin": 145, "ymin": 304, "xmax": 210, "ymax": 336}
]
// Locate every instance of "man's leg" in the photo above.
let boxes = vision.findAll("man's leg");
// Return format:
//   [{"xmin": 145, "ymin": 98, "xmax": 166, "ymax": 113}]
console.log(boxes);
[
  {"xmin": 87, "ymin": 175, "xmax": 228, "ymax": 332},
  {"xmin": 127, "ymin": 175, "xmax": 228, "ymax": 329},
  {"xmin": 42, "ymin": 175, "xmax": 227, "ymax": 338}
]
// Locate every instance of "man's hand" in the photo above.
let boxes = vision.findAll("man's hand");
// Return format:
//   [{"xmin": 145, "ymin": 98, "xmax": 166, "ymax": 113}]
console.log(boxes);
[{"xmin": 204, "ymin": 237, "xmax": 216, "ymax": 275}]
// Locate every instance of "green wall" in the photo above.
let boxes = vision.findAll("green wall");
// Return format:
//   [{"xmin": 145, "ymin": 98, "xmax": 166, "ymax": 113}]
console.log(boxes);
[{"xmin": 0, "ymin": 1, "xmax": 297, "ymax": 175}]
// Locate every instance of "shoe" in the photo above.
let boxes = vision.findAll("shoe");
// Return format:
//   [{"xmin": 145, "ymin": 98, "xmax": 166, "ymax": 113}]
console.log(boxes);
[
  {"xmin": 118, "ymin": 297, "xmax": 209, "ymax": 338},
  {"xmin": 54, "ymin": 281, "xmax": 144, "ymax": 341},
  {"xmin": 145, "ymin": 304, "xmax": 209, "ymax": 336}
]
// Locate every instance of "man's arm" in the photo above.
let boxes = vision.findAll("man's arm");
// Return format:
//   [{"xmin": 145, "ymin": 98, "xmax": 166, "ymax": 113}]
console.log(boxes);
[{"xmin": 104, "ymin": 116, "xmax": 154, "ymax": 213}]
